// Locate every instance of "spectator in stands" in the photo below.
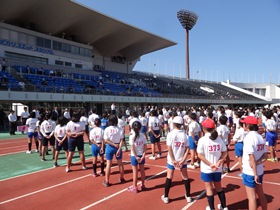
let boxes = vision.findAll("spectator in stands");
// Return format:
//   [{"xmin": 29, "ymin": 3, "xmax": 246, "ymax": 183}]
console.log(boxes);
[
  {"xmin": 1, "ymin": 58, "xmax": 7, "ymax": 72},
  {"xmin": 26, "ymin": 65, "xmax": 30, "ymax": 74},
  {"xmin": 18, "ymin": 81, "xmax": 25, "ymax": 90},
  {"xmin": 8, "ymin": 110, "xmax": 17, "ymax": 135},
  {"xmin": 37, "ymin": 67, "xmax": 44, "ymax": 75},
  {"xmin": 49, "ymin": 69, "xmax": 55, "ymax": 76},
  {"xmin": 1, "ymin": 75, "xmax": 8, "ymax": 90},
  {"xmin": 68, "ymin": 84, "xmax": 73, "ymax": 93},
  {"xmin": 41, "ymin": 79, "xmax": 47, "ymax": 86}
]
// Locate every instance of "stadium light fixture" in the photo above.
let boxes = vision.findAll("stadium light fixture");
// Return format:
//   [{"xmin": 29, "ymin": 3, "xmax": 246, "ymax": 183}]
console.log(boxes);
[{"xmin": 177, "ymin": 9, "xmax": 198, "ymax": 80}]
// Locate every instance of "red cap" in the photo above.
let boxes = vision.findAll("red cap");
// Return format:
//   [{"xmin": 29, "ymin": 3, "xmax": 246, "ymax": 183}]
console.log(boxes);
[
  {"xmin": 240, "ymin": 116, "xmax": 258, "ymax": 125},
  {"xmin": 202, "ymin": 119, "xmax": 215, "ymax": 129}
]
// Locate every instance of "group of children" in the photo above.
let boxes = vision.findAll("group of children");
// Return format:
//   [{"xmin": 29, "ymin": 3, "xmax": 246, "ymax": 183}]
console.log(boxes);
[{"xmin": 23, "ymin": 105, "xmax": 278, "ymax": 210}]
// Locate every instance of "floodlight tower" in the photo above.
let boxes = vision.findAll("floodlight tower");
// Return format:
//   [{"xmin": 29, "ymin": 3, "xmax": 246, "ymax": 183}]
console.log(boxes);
[{"xmin": 177, "ymin": 10, "xmax": 198, "ymax": 80}]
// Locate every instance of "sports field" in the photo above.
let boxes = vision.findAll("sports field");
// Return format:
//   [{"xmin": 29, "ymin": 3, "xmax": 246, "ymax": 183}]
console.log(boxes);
[{"xmin": 0, "ymin": 131, "xmax": 280, "ymax": 210}]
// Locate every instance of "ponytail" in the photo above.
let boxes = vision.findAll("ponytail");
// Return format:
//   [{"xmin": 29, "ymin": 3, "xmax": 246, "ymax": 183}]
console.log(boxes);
[
  {"xmin": 132, "ymin": 121, "xmax": 142, "ymax": 142},
  {"xmin": 205, "ymin": 127, "xmax": 218, "ymax": 140}
]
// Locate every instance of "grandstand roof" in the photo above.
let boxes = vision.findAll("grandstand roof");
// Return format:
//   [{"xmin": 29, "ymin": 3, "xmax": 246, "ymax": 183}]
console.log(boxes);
[{"xmin": 0, "ymin": 0, "xmax": 176, "ymax": 61}]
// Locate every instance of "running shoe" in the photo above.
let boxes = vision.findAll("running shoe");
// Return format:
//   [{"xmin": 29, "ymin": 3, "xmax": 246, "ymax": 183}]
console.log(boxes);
[
  {"xmin": 205, "ymin": 206, "xmax": 211, "ymax": 210},
  {"xmin": 217, "ymin": 204, "xmax": 229, "ymax": 210},
  {"xmin": 161, "ymin": 195, "xmax": 169, "ymax": 204},
  {"xmin": 237, "ymin": 173, "xmax": 242, "ymax": 177},
  {"xmin": 102, "ymin": 180, "xmax": 110, "ymax": 187},
  {"xmin": 82, "ymin": 166, "xmax": 88, "ymax": 170},
  {"xmin": 35, "ymin": 149, "xmax": 39, "ymax": 153},
  {"xmin": 141, "ymin": 185, "xmax": 147, "ymax": 191},
  {"xmin": 41, "ymin": 158, "xmax": 46, "ymax": 161},
  {"xmin": 92, "ymin": 173, "xmax": 98, "ymax": 177},
  {"xmin": 185, "ymin": 195, "xmax": 192, "ymax": 203},
  {"xmin": 127, "ymin": 186, "xmax": 138, "ymax": 193},
  {"xmin": 26, "ymin": 150, "xmax": 32, "ymax": 154},
  {"xmin": 187, "ymin": 164, "xmax": 195, "ymax": 169},
  {"xmin": 53, "ymin": 162, "xmax": 58, "ymax": 168},
  {"xmin": 100, "ymin": 171, "xmax": 105, "ymax": 176},
  {"xmin": 119, "ymin": 178, "xmax": 126, "ymax": 183},
  {"xmin": 157, "ymin": 154, "xmax": 162, "ymax": 158},
  {"xmin": 65, "ymin": 167, "xmax": 71, "ymax": 173},
  {"xmin": 149, "ymin": 155, "xmax": 156, "ymax": 160}
]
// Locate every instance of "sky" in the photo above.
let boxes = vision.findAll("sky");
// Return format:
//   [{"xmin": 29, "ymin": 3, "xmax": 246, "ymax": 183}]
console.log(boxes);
[{"xmin": 76, "ymin": 0, "xmax": 280, "ymax": 84}]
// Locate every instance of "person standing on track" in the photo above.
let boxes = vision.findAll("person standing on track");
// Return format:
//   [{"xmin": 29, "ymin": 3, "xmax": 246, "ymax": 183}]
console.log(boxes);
[
  {"xmin": 40, "ymin": 113, "xmax": 56, "ymax": 161},
  {"xmin": 127, "ymin": 121, "xmax": 147, "ymax": 193},
  {"xmin": 53, "ymin": 116, "xmax": 69, "ymax": 167},
  {"xmin": 161, "ymin": 116, "xmax": 192, "ymax": 204},
  {"xmin": 102, "ymin": 115, "xmax": 125, "ymax": 187},
  {"xmin": 197, "ymin": 118, "xmax": 229, "ymax": 210},
  {"xmin": 264, "ymin": 110, "xmax": 277, "ymax": 162},
  {"xmin": 241, "ymin": 116, "xmax": 267, "ymax": 210},
  {"xmin": 20, "ymin": 106, "xmax": 30, "ymax": 134},
  {"xmin": 90, "ymin": 118, "xmax": 105, "ymax": 177},
  {"xmin": 8, "ymin": 110, "xmax": 17, "ymax": 135},
  {"xmin": 25, "ymin": 112, "xmax": 39, "ymax": 154},
  {"xmin": 65, "ymin": 110, "xmax": 87, "ymax": 172},
  {"xmin": 148, "ymin": 109, "xmax": 162, "ymax": 160}
]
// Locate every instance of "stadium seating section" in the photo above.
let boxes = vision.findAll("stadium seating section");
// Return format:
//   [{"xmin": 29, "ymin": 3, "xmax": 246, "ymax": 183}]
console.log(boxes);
[{"xmin": 3, "ymin": 65, "xmax": 259, "ymax": 101}]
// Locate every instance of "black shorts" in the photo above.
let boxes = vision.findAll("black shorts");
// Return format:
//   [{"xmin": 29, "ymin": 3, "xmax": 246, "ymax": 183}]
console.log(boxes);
[
  {"xmin": 55, "ymin": 137, "xmax": 69, "ymax": 151},
  {"xmin": 68, "ymin": 135, "xmax": 84, "ymax": 152},
  {"xmin": 42, "ymin": 133, "xmax": 55, "ymax": 147}
]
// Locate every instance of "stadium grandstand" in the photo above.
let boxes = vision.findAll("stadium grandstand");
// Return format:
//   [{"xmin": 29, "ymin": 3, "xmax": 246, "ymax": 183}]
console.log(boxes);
[{"xmin": 0, "ymin": 0, "xmax": 275, "ymax": 115}]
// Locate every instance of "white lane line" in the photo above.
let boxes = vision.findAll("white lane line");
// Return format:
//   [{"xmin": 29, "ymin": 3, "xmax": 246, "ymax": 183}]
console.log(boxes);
[
  {"xmin": 80, "ymin": 169, "xmax": 167, "ymax": 210},
  {"xmin": 0, "ymin": 161, "xmax": 131, "ymax": 204},
  {"xmin": 181, "ymin": 162, "xmax": 239, "ymax": 210},
  {"xmin": 0, "ymin": 174, "xmax": 90, "ymax": 204}
]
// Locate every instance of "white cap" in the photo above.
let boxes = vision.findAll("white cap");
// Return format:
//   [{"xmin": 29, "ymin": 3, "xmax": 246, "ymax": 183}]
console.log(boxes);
[{"xmin": 172, "ymin": 116, "xmax": 183, "ymax": 124}]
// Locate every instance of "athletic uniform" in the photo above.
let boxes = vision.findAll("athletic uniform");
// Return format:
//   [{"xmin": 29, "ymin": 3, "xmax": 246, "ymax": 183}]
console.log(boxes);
[
  {"xmin": 188, "ymin": 121, "xmax": 201, "ymax": 150},
  {"xmin": 197, "ymin": 133, "xmax": 227, "ymax": 182},
  {"xmin": 104, "ymin": 126, "xmax": 122, "ymax": 160},
  {"xmin": 242, "ymin": 131, "xmax": 267, "ymax": 188},
  {"xmin": 166, "ymin": 129, "xmax": 189, "ymax": 170},
  {"xmin": 217, "ymin": 124, "xmax": 230, "ymax": 147},
  {"xmin": 26, "ymin": 117, "xmax": 38, "ymax": 138},
  {"xmin": 232, "ymin": 126, "xmax": 245, "ymax": 157},
  {"xmin": 265, "ymin": 118, "xmax": 277, "ymax": 146},
  {"xmin": 149, "ymin": 116, "xmax": 160, "ymax": 143},
  {"xmin": 66, "ymin": 121, "xmax": 85, "ymax": 152},
  {"xmin": 129, "ymin": 133, "xmax": 147, "ymax": 166},
  {"xmin": 90, "ymin": 126, "xmax": 104, "ymax": 157},
  {"xmin": 40, "ymin": 119, "xmax": 56, "ymax": 147},
  {"xmin": 88, "ymin": 113, "xmax": 99, "ymax": 130},
  {"xmin": 54, "ymin": 124, "xmax": 68, "ymax": 151},
  {"xmin": 139, "ymin": 116, "xmax": 148, "ymax": 133}
]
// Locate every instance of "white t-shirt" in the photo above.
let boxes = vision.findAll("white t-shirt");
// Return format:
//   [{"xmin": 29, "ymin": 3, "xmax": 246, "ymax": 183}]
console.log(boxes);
[
  {"xmin": 217, "ymin": 124, "xmax": 230, "ymax": 145},
  {"xmin": 90, "ymin": 127, "xmax": 104, "ymax": 144},
  {"xmin": 242, "ymin": 131, "xmax": 267, "ymax": 176},
  {"xmin": 197, "ymin": 133, "xmax": 227, "ymax": 173},
  {"xmin": 118, "ymin": 118, "xmax": 125, "ymax": 138},
  {"xmin": 232, "ymin": 127, "xmax": 245, "ymax": 143},
  {"xmin": 168, "ymin": 118, "xmax": 174, "ymax": 131},
  {"xmin": 88, "ymin": 113, "xmax": 100, "ymax": 127},
  {"xmin": 40, "ymin": 120, "xmax": 56, "ymax": 136},
  {"xmin": 65, "ymin": 121, "xmax": 85, "ymax": 133},
  {"xmin": 139, "ymin": 116, "xmax": 148, "ymax": 127},
  {"xmin": 265, "ymin": 119, "xmax": 276, "ymax": 131},
  {"xmin": 64, "ymin": 111, "xmax": 71, "ymax": 119},
  {"xmin": 129, "ymin": 133, "xmax": 147, "ymax": 156},
  {"xmin": 26, "ymin": 118, "xmax": 38, "ymax": 132},
  {"xmin": 80, "ymin": 116, "xmax": 88, "ymax": 126},
  {"xmin": 166, "ymin": 129, "xmax": 189, "ymax": 166},
  {"xmin": 188, "ymin": 121, "xmax": 201, "ymax": 136},
  {"xmin": 148, "ymin": 116, "xmax": 160, "ymax": 131},
  {"xmin": 104, "ymin": 126, "xmax": 121, "ymax": 144},
  {"xmin": 54, "ymin": 125, "xmax": 66, "ymax": 138},
  {"xmin": 21, "ymin": 111, "xmax": 30, "ymax": 119}
]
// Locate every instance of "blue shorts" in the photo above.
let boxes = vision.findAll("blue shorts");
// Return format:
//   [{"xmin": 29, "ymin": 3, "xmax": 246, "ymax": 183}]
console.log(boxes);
[
  {"xmin": 189, "ymin": 136, "xmax": 199, "ymax": 150},
  {"xmin": 91, "ymin": 143, "xmax": 104, "ymax": 157},
  {"xmin": 149, "ymin": 130, "xmax": 160, "ymax": 144},
  {"xmin": 242, "ymin": 173, "xmax": 263, "ymax": 188},
  {"xmin": 141, "ymin": 126, "xmax": 147, "ymax": 133},
  {"xmin": 105, "ymin": 144, "xmax": 122, "ymax": 160},
  {"xmin": 235, "ymin": 142, "xmax": 243, "ymax": 157},
  {"xmin": 55, "ymin": 137, "xmax": 68, "ymax": 151},
  {"xmin": 228, "ymin": 117, "xmax": 233, "ymax": 124},
  {"xmin": 27, "ymin": 132, "xmax": 38, "ymax": 138},
  {"xmin": 266, "ymin": 131, "xmax": 277, "ymax": 146},
  {"xmin": 68, "ymin": 135, "xmax": 84, "ymax": 152},
  {"xmin": 201, "ymin": 172, "xmax": 222, "ymax": 182},
  {"xmin": 167, "ymin": 163, "xmax": 187, "ymax": 170},
  {"xmin": 130, "ymin": 155, "xmax": 145, "ymax": 166}
]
